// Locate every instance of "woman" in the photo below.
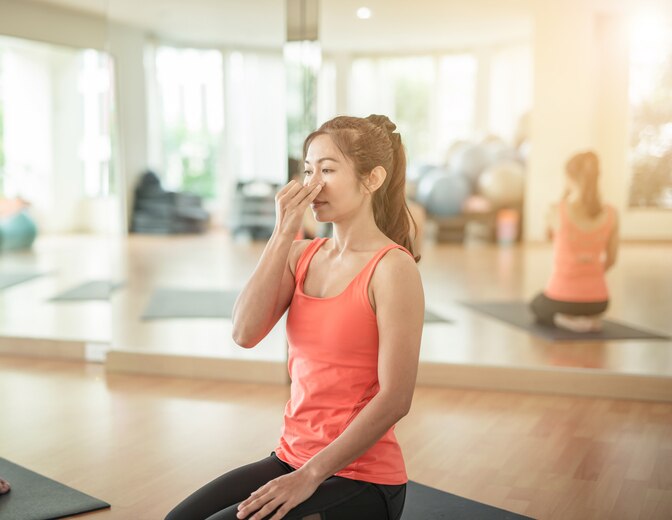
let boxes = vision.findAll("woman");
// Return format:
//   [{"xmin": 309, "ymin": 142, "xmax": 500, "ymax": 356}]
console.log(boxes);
[
  {"xmin": 530, "ymin": 151, "xmax": 619, "ymax": 332},
  {"xmin": 165, "ymin": 115, "xmax": 424, "ymax": 520}
]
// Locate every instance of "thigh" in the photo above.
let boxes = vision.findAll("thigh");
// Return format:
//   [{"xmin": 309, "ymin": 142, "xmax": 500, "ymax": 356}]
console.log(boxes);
[
  {"xmin": 530, "ymin": 292, "xmax": 555, "ymax": 324},
  {"xmin": 165, "ymin": 454, "xmax": 291, "ymax": 520},
  {"xmin": 556, "ymin": 299, "xmax": 609, "ymax": 316},
  {"xmin": 284, "ymin": 477, "xmax": 393, "ymax": 520}
]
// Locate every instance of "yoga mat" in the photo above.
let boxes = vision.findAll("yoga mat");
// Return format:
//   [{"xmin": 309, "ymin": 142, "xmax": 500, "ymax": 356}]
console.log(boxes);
[
  {"xmin": 401, "ymin": 480, "xmax": 534, "ymax": 519},
  {"xmin": 142, "ymin": 288, "xmax": 453, "ymax": 323},
  {"xmin": 141, "ymin": 288, "xmax": 239, "ymax": 319},
  {"xmin": 424, "ymin": 309, "xmax": 452, "ymax": 324},
  {"xmin": 0, "ymin": 272, "xmax": 45, "ymax": 291},
  {"xmin": 0, "ymin": 458, "xmax": 110, "ymax": 520},
  {"xmin": 461, "ymin": 301, "xmax": 670, "ymax": 341},
  {"xmin": 49, "ymin": 280, "xmax": 124, "ymax": 302}
]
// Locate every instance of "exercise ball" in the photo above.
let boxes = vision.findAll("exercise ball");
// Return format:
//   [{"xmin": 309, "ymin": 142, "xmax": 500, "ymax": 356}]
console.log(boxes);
[
  {"xmin": 0, "ymin": 210, "xmax": 38, "ymax": 251},
  {"xmin": 478, "ymin": 161, "xmax": 525, "ymax": 208},
  {"xmin": 484, "ymin": 140, "xmax": 519, "ymax": 166},
  {"xmin": 448, "ymin": 144, "xmax": 491, "ymax": 185},
  {"xmin": 407, "ymin": 162, "xmax": 438, "ymax": 184},
  {"xmin": 416, "ymin": 169, "xmax": 471, "ymax": 217}
]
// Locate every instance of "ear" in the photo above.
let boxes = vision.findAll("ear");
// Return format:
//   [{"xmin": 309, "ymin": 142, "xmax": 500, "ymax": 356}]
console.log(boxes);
[{"xmin": 364, "ymin": 166, "xmax": 387, "ymax": 194}]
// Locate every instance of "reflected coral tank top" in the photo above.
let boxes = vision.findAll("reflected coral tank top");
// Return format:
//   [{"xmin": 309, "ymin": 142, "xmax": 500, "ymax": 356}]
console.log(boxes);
[
  {"xmin": 274, "ymin": 237, "xmax": 412, "ymax": 485},
  {"xmin": 545, "ymin": 201, "xmax": 615, "ymax": 302}
]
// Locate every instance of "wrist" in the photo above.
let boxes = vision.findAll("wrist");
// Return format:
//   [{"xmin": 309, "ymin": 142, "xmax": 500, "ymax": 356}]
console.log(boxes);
[{"xmin": 297, "ymin": 461, "xmax": 329, "ymax": 485}]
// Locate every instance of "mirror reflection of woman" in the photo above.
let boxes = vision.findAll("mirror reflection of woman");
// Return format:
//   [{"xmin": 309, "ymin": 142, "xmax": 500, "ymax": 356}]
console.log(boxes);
[{"xmin": 530, "ymin": 151, "xmax": 619, "ymax": 332}]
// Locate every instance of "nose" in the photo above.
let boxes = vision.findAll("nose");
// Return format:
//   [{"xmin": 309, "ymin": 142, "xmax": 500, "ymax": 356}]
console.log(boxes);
[{"xmin": 304, "ymin": 172, "xmax": 325, "ymax": 188}]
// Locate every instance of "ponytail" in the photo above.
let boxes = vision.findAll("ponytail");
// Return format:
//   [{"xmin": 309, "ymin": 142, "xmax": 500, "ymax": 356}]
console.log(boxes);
[
  {"xmin": 370, "ymin": 128, "xmax": 420, "ymax": 262},
  {"xmin": 565, "ymin": 151, "xmax": 603, "ymax": 218}
]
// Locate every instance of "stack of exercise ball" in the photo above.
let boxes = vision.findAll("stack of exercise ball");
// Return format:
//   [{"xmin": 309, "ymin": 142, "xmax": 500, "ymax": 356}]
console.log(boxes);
[
  {"xmin": 409, "ymin": 137, "xmax": 525, "ymax": 217},
  {"xmin": 415, "ymin": 167, "xmax": 471, "ymax": 217}
]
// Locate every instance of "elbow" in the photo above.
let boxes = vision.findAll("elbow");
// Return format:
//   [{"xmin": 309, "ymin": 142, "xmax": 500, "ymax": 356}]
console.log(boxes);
[
  {"xmin": 398, "ymin": 401, "xmax": 412, "ymax": 419},
  {"xmin": 391, "ymin": 396, "xmax": 413, "ymax": 421},
  {"xmin": 231, "ymin": 327, "xmax": 258, "ymax": 349}
]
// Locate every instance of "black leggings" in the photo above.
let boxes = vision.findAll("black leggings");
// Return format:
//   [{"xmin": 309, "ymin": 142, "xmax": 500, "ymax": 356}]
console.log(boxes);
[
  {"xmin": 164, "ymin": 453, "xmax": 406, "ymax": 520},
  {"xmin": 530, "ymin": 292, "xmax": 608, "ymax": 326}
]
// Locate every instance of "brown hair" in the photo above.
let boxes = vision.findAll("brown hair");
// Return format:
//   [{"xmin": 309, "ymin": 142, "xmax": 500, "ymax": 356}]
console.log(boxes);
[
  {"xmin": 304, "ymin": 115, "xmax": 420, "ymax": 262},
  {"xmin": 564, "ymin": 151, "xmax": 603, "ymax": 218}
]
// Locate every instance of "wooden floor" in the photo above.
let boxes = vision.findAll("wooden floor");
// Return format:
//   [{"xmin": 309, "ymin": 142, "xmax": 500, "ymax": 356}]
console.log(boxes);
[
  {"xmin": 1, "ymin": 233, "xmax": 672, "ymax": 518},
  {"xmin": 0, "ymin": 356, "xmax": 671, "ymax": 519}
]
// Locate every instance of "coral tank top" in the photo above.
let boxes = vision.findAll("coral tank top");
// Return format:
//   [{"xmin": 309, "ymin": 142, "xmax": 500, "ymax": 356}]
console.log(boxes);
[
  {"xmin": 274, "ymin": 237, "xmax": 411, "ymax": 485},
  {"xmin": 545, "ymin": 201, "xmax": 615, "ymax": 302}
]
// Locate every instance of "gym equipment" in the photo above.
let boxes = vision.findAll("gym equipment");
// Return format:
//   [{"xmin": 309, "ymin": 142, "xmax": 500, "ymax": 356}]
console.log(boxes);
[
  {"xmin": 131, "ymin": 170, "xmax": 209, "ymax": 234},
  {"xmin": 478, "ymin": 161, "xmax": 525, "ymax": 208},
  {"xmin": 448, "ymin": 143, "xmax": 491, "ymax": 185},
  {"xmin": 416, "ymin": 169, "xmax": 471, "ymax": 217},
  {"xmin": 462, "ymin": 195, "xmax": 493, "ymax": 214},
  {"xmin": 0, "ymin": 210, "xmax": 37, "ymax": 251}
]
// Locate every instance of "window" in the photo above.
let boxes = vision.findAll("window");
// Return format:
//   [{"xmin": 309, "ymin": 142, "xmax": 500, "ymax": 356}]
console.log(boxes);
[
  {"xmin": 628, "ymin": 18, "xmax": 672, "ymax": 209},
  {"xmin": 152, "ymin": 46, "xmax": 224, "ymax": 198},
  {"xmin": 349, "ymin": 56, "xmax": 435, "ymax": 163}
]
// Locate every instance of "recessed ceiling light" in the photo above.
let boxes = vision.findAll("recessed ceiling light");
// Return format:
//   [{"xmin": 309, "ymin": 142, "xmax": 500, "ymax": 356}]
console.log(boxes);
[{"xmin": 357, "ymin": 7, "xmax": 372, "ymax": 20}]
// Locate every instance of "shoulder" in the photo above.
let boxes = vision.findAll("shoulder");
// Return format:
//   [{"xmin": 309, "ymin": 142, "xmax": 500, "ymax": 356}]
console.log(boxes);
[
  {"xmin": 606, "ymin": 204, "xmax": 619, "ymax": 228},
  {"xmin": 371, "ymin": 247, "xmax": 423, "ymax": 315},
  {"xmin": 288, "ymin": 239, "xmax": 314, "ymax": 277},
  {"xmin": 373, "ymin": 247, "xmax": 422, "ymax": 291}
]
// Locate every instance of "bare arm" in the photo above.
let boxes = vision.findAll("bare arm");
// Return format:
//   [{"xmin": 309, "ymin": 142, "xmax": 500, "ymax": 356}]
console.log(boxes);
[
  {"xmin": 231, "ymin": 180, "xmax": 323, "ymax": 348},
  {"xmin": 604, "ymin": 210, "xmax": 619, "ymax": 272}
]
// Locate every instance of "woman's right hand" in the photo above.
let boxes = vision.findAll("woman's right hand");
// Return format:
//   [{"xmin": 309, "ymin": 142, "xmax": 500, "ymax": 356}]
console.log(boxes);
[{"xmin": 274, "ymin": 180, "xmax": 324, "ymax": 238}]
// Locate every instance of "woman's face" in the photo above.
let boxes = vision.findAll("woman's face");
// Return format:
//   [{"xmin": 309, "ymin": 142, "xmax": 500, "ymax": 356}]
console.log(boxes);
[{"xmin": 303, "ymin": 134, "xmax": 367, "ymax": 222}]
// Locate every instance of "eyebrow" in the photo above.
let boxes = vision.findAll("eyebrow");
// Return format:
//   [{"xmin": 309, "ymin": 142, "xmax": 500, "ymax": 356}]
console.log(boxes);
[{"xmin": 304, "ymin": 157, "xmax": 340, "ymax": 165}]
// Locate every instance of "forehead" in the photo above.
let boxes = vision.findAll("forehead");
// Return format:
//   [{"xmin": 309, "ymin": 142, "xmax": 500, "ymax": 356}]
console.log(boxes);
[{"xmin": 305, "ymin": 134, "xmax": 344, "ymax": 162}]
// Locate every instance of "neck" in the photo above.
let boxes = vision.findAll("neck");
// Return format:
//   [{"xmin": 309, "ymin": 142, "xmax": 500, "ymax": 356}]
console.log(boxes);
[{"xmin": 329, "ymin": 203, "xmax": 387, "ymax": 254}]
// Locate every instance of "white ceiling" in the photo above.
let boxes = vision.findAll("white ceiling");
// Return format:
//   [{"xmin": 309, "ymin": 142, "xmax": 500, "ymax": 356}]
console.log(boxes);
[{"xmin": 30, "ymin": 0, "xmax": 664, "ymax": 52}]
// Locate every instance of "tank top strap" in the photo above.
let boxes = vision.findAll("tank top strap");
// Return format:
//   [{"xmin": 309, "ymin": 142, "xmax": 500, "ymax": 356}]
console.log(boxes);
[
  {"xmin": 294, "ymin": 237, "xmax": 328, "ymax": 284},
  {"xmin": 605, "ymin": 204, "xmax": 616, "ymax": 231},
  {"xmin": 356, "ymin": 243, "xmax": 414, "ymax": 292},
  {"xmin": 558, "ymin": 200, "xmax": 569, "ymax": 225}
]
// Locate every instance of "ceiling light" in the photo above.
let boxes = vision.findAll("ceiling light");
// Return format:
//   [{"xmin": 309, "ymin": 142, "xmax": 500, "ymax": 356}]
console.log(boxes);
[{"xmin": 357, "ymin": 7, "xmax": 372, "ymax": 20}]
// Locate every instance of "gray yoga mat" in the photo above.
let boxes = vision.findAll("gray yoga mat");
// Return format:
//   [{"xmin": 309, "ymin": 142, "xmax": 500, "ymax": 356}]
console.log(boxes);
[
  {"xmin": 142, "ymin": 287, "xmax": 453, "ymax": 323},
  {"xmin": 0, "ymin": 458, "xmax": 110, "ymax": 520},
  {"xmin": 141, "ymin": 288, "xmax": 240, "ymax": 319},
  {"xmin": 424, "ymin": 309, "xmax": 452, "ymax": 323},
  {"xmin": 49, "ymin": 280, "xmax": 124, "ymax": 302},
  {"xmin": 461, "ymin": 301, "xmax": 670, "ymax": 341},
  {"xmin": 0, "ymin": 272, "xmax": 45, "ymax": 291},
  {"xmin": 401, "ymin": 480, "xmax": 534, "ymax": 519}
]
